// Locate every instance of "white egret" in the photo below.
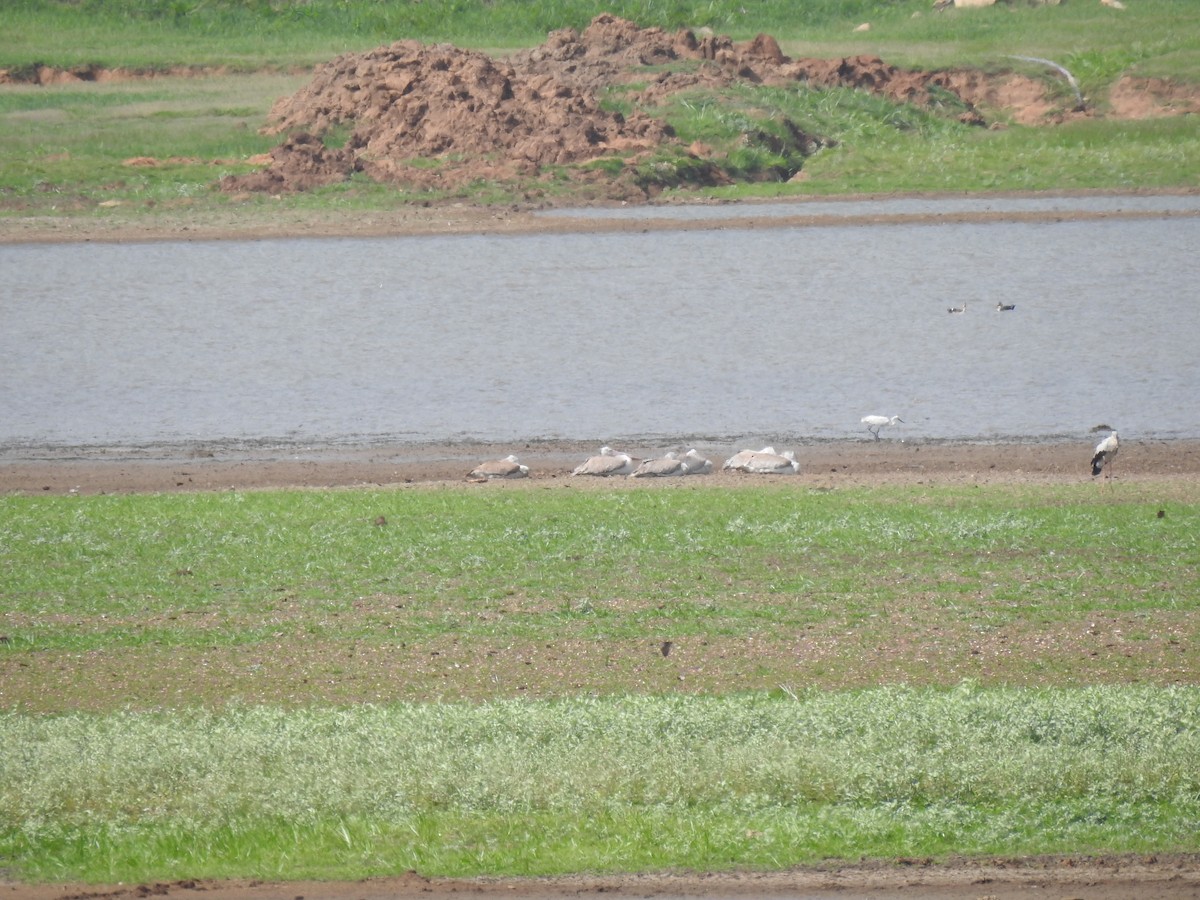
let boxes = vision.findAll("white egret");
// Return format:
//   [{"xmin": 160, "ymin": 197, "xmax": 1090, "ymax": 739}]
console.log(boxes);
[
  {"xmin": 861, "ymin": 414, "xmax": 903, "ymax": 440},
  {"xmin": 1091, "ymin": 431, "xmax": 1119, "ymax": 481}
]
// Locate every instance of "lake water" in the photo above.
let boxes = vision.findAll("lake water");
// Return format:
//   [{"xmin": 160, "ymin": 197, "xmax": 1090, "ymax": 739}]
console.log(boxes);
[{"xmin": 2, "ymin": 195, "xmax": 1198, "ymax": 456}]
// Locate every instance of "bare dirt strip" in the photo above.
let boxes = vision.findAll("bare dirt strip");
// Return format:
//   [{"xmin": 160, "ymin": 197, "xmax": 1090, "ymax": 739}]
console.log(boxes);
[{"xmin": 5, "ymin": 855, "xmax": 1200, "ymax": 900}]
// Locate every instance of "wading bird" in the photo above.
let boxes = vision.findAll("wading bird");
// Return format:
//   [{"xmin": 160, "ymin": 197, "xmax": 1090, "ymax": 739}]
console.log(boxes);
[
  {"xmin": 572, "ymin": 446, "xmax": 635, "ymax": 477},
  {"xmin": 1091, "ymin": 431, "xmax": 1119, "ymax": 482},
  {"xmin": 861, "ymin": 414, "xmax": 904, "ymax": 440}
]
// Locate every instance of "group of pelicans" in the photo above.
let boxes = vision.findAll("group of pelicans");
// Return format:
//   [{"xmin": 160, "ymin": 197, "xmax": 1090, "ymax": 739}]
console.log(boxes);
[
  {"xmin": 467, "ymin": 421, "xmax": 1122, "ymax": 482},
  {"xmin": 468, "ymin": 414, "xmax": 900, "ymax": 480},
  {"xmin": 468, "ymin": 444, "xmax": 799, "ymax": 480}
]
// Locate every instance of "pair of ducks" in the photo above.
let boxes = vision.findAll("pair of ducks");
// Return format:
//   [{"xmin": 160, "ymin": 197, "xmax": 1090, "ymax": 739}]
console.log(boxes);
[{"xmin": 947, "ymin": 301, "xmax": 1016, "ymax": 313}]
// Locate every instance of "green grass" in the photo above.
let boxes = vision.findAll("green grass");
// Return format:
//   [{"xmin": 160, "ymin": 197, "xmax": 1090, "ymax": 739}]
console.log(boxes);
[
  {"xmin": 3, "ymin": 0, "xmax": 1198, "ymax": 76},
  {"xmin": 3, "ymin": 686, "xmax": 1199, "ymax": 882},
  {"xmin": 3, "ymin": 0, "xmax": 1200, "ymax": 880},
  {"xmin": 2, "ymin": 483, "xmax": 1198, "ymax": 674},
  {"xmin": 3, "ymin": 482, "xmax": 1199, "ymax": 880}
]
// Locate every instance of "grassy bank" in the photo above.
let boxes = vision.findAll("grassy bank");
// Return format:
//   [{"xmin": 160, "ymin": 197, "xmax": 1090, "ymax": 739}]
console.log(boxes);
[
  {"xmin": 2, "ymin": 482, "xmax": 1199, "ymax": 880},
  {"xmin": 3, "ymin": 687, "xmax": 1199, "ymax": 882},
  {"xmin": 4, "ymin": 0, "xmax": 1199, "ymax": 73},
  {"xmin": 2, "ymin": 482, "xmax": 1198, "ymax": 709},
  {"xmin": 1, "ymin": 0, "xmax": 1198, "ymax": 227}
]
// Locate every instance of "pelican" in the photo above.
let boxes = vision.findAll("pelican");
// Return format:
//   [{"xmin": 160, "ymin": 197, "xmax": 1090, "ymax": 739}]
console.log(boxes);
[
  {"xmin": 1091, "ymin": 431, "xmax": 1119, "ymax": 481},
  {"xmin": 723, "ymin": 448, "xmax": 800, "ymax": 474},
  {"xmin": 996, "ymin": 302, "xmax": 1016, "ymax": 312},
  {"xmin": 468, "ymin": 454, "xmax": 529, "ymax": 480},
  {"xmin": 572, "ymin": 445, "xmax": 635, "ymax": 477},
  {"xmin": 630, "ymin": 451, "xmax": 688, "ymax": 478},
  {"xmin": 722, "ymin": 447, "xmax": 775, "ymax": 471},
  {"xmin": 861, "ymin": 414, "xmax": 903, "ymax": 441},
  {"xmin": 948, "ymin": 301, "xmax": 967, "ymax": 314},
  {"xmin": 682, "ymin": 448, "xmax": 713, "ymax": 475}
]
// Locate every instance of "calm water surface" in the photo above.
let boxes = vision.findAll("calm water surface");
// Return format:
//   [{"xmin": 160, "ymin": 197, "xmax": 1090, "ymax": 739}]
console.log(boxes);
[{"xmin": 3, "ymin": 199, "xmax": 1198, "ymax": 454}]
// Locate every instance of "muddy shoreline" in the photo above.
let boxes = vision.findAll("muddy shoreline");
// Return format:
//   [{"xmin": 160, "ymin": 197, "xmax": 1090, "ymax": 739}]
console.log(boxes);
[
  {"xmin": 4, "ymin": 437, "xmax": 1199, "ymax": 494},
  {"xmin": 1, "ymin": 187, "xmax": 1196, "ymax": 246}
]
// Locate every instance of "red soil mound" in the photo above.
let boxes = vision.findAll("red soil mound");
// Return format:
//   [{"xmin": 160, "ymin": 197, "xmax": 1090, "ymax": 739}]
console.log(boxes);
[{"xmin": 213, "ymin": 13, "xmax": 1197, "ymax": 197}]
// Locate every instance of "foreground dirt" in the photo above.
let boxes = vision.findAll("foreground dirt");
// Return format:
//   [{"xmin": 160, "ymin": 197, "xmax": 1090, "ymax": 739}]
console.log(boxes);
[
  {"xmin": 3, "ymin": 437, "xmax": 1199, "ymax": 495},
  {"xmin": 5, "ymin": 855, "xmax": 1200, "ymax": 900}
]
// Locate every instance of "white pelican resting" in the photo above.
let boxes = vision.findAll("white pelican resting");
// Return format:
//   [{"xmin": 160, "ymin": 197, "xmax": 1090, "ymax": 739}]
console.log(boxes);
[
  {"xmin": 861, "ymin": 414, "xmax": 904, "ymax": 440},
  {"xmin": 572, "ymin": 445, "xmax": 635, "ymax": 477},
  {"xmin": 1091, "ymin": 431, "xmax": 1119, "ymax": 480},
  {"xmin": 723, "ymin": 447, "xmax": 800, "ymax": 474},
  {"xmin": 469, "ymin": 454, "xmax": 529, "ymax": 480},
  {"xmin": 682, "ymin": 448, "xmax": 713, "ymax": 475},
  {"xmin": 722, "ymin": 447, "xmax": 774, "ymax": 471},
  {"xmin": 631, "ymin": 451, "xmax": 689, "ymax": 478}
]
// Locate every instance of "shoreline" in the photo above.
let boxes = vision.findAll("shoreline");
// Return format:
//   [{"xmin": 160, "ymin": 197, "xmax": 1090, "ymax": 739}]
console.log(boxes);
[
  {"xmin": 4, "ymin": 437, "xmax": 1198, "ymax": 495},
  {"xmin": 2, "ymin": 187, "xmax": 1196, "ymax": 246}
]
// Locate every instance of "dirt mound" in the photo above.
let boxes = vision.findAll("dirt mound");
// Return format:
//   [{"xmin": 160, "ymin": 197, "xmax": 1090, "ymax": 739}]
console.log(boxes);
[
  {"xmin": 1109, "ymin": 74, "xmax": 1200, "ymax": 118},
  {"xmin": 244, "ymin": 34, "xmax": 673, "ymax": 194},
  {"xmin": 218, "ymin": 13, "xmax": 1191, "ymax": 198},
  {"xmin": 214, "ymin": 16, "xmax": 894, "ymax": 196}
]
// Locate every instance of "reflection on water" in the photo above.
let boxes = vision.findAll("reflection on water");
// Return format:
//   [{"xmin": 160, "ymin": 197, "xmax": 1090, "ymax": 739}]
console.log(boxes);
[{"xmin": 2, "ymin": 203, "xmax": 1198, "ymax": 452}]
